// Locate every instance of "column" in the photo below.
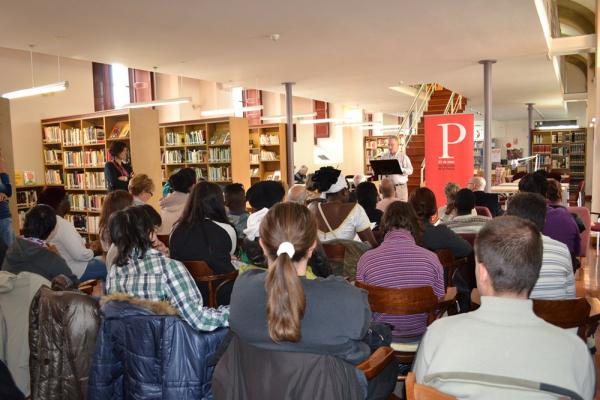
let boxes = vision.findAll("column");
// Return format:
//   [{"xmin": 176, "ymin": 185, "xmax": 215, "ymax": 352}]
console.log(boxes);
[
  {"xmin": 479, "ymin": 60, "xmax": 496, "ymax": 191},
  {"xmin": 283, "ymin": 82, "xmax": 295, "ymax": 185}
]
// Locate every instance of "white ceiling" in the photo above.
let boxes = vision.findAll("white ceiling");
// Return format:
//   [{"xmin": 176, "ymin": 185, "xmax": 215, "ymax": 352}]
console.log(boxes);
[{"xmin": 0, "ymin": 0, "xmax": 566, "ymax": 120}]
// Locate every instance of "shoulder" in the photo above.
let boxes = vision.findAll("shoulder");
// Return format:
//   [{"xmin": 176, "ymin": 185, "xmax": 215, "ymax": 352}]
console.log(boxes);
[
  {"xmin": 212, "ymin": 219, "xmax": 236, "ymax": 236},
  {"xmin": 307, "ymin": 275, "xmax": 368, "ymax": 303}
]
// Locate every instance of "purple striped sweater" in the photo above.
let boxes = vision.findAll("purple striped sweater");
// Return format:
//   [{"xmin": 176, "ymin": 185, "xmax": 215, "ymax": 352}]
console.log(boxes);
[{"xmin": 356, "ymin": 229, "xmax": 445, "ymax": 337}]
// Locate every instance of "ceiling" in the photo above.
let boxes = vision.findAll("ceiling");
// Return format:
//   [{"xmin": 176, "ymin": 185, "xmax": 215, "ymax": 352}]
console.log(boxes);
[{"xmin": 0, "ymin": 0, "xmax": 568, "ymax": 120}]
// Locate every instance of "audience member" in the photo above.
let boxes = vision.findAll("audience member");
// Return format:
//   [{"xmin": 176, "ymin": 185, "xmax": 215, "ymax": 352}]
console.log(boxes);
[
  {"xmin": 0, "ymin": 152, "xmax": 15, "ymax": 246},
  {"xmin": 287, "ymin": 184, "xmax": 308, "ymax": 205},
  {"xmin": 158, "ymin": 168, "xmax": 195, "ymax": 235},
  {"xmin": 376, "ymin": 178, "xmax": 397, "ymax": 213},
  {"xmin": 98, "ymin": 190, "xmax": 134, "ymax": 252},
  {"xmin": 468, "ymin": 176, "xmax": 502, "ymax": 217},
  {"xmin": 443, "ymin": 189, "xmax": 491, "ymax": 234},
  {"xmin": 140, "ymin": 205, "xmax": 169, "ymax": 255},
  {"xmin": 106, "ymin": 206, "xmax": 229, "ymax": 331},
  {"xmin": 355, "ymin": 181, "xmax": 383, "ymax": 227},
  {"xmin": 311, "ymin": 167, "xmax": 377, "ymax": 247},
  {"xmin": 38, "ymin": 187, "xmax": 106, "ymax": 281},
  {"xmin": 224, "ymin": 183, "xmax": 249, "ymax": 239},
  {"xmin": 506, "ymin": 193, "xmax": 575, "ymax": 299},
  {"xmin": 437, "ymin": 182, "xmax": 461, "ymax": 223},
  {"xmin": 547, "ymin": 178, "xmax": 585, "ymax": 232},
  {"xmin": 1, "ymin": 205, "xmax": 76, "ymax": 282},
  {"xmin": 104, "ymin": 141, "xmax": 133, "ymax": 192},
  {"xmin": 518, "ymin": 170, "xmax": 548, "ymax": 197},
  {"xmin": 356, "ymin": 201, "xmax": 444, "ymax": 337},
  {"xmin": 128, "ymin": 173, "xmax": 155, "ymax": 205},
  {"xmin": 413, "ymin": 216, "xmax": 594, "ymax": 399},
  {"xmin": 243, "ymin": 181, "xmax": 285, "ymax": 241},
  {"xmin": 294, "ymin": 165, "xmax": 308, "ymax": 184}
]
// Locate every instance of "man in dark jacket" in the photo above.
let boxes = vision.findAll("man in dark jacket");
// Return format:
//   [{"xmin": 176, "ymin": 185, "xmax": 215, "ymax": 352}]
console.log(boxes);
[
  {"xmin": 468, "ymin": 176, "xmax": 502, "ymax": 217},
  {"xmin": 1, "ymin": 205, "xmax": 76, "ymax": 283}
]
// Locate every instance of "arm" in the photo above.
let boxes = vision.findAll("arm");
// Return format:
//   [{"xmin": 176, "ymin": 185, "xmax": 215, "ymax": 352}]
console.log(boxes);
[
  {"xmin": 0, "ymin": 173, "xmax": 12, "ymax": 198},
  {"xmin": 354, "ymin": 204, "xmax": 379, "ymax": 248},
  {"xmin": 357, "ymin": 228, "xmax": 378, "ymax": 248},
  {"xmin": 104, "ymin": 162, "xmax": 117, "ymax": 191},
  {"xmin": 402, "ymin": 154, "xmax": 414, "ymax": 176},
  {"xmin": 58, "ymin": 221, "xmax": 94, "ymax": 262},
  {"xmin": 47, "ymin": 250, "xmax": 79, "ymax": 283}
]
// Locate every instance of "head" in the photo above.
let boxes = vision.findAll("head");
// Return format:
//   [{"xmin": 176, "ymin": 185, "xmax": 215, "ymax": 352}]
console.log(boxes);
[
  {"xmin": 246, "ymin": 181, "xmax": 286, "ymax": 211},
  {"xmin": 546, "ymin": 178, "xmax": 562, "ymax": 205},
  {"xmin": 409, "ymin": 187, "xmax": 437, "ymax": 222},
  {"xmin": 475, "ymin": 216, "xmax": 543, "ymax": 297},
  {"xmin": 379, "ymin": 178, "xmax": 395, "ymax": 199},
  {"xmin": 99, "ymin": 190, "xmax": 134, "ymax": 243},
  {"xmin": 388, "ymin": 136, "xmax": 400, "ymax": 154},
  {"xmin": 353, "ymin": 174, "xmax": 364, "ymax": 188},
  {"xmin": 109, "ymin": 206, "xmax": 155, "ymax": 267},
  {"xmin": 506, "ymin": 192, "xmax": 547, "ymax": 231},
  {"xmin": 297, "ymin": 165, "xmax": 308, "ymax": 175},
  {"xmin": 23, "ymin": 204, "xmax": 57, "ymax": 240},
  {"xmin": 380, "ymin": 201, "xmax": 422, "ymax": 243},
  {"xmin": 454, "ymin": 189, "xmax": 475, "ymax": 216},
  {"xmin": 305, "ymin": 173, "xmax": 317, "ymax": 192},
  {"xmin": 287, "ymin": 184, "xmax": 308, "ymax": 205},
  {"xmin": 179, "ymin": 181, "xmax": 229, "ymax": 226},
  {"xmin": 468, "ymin": 176, "xmax": 486, "ymax": 191},
  {"xmin": 128, "ymin": 174, "xmax": 155, "ymax": 203},
  {"xmin": 258, "ymin": 202, "xmax": 318, "ymax": 342},
  {"xmin": 139, "ymin": 204, "xmax": 162, "ymax": 229},
  {"xmin": 518, "ymin": 171, "xmax": 548, "ymax": 197},
  {"xmin": 444, "ymin": 182, "xmax": 461, "ymax": 203},
  {"xmin": 355, "ymin": 181, "xmax": 378, "ymax": 210},
  {"xmin": 312, "ymin": 166, "xmax": 348, "ymax": 202},
  {"xmin": 169, "ymin": 168, "xmax": 196, "ymax": 194},
  {"xmin": 108, "ymin": 141, "xmax": 128, "ymax": 161},
  {"xmin": 224, "ymin": 183, "xmax": 247, "ymax": 213},
  {"xmin": 38, "ymin": 186, "xmax": 69, "ymax": 216}
]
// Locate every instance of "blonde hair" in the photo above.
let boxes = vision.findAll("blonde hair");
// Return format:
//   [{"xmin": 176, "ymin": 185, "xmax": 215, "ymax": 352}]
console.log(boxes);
[{"xmin": 128, "ymin": 174, "xmax": 155, "ymax": 196}]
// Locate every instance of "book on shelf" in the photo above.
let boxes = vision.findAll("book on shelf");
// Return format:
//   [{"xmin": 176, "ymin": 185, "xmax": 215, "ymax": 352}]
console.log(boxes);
[
  {"xmin": 66, "ymin": 214, "xmax": 88, "ymax": 233},
  {"xmin": 165, "ymin": 131, "xmax": 185, "ymax": 146},
  {"xmin": 209, "ymin": 147, "xmax": 231, "ymax": 162},
  {"xmin": 64, "ymin": 151, "xmax": 84, "ymax": 167},
  {"xmin": 23, "ymin": 171, "xmax": 35, "ymax": 185},
  {"xmin": 45, "ymin": 170, "xmax": 62, "ymax": 185},
  {"xmin": 266, "ymin": 170, "xmax": 281, "ymax": 181},
  {"xmin": 83, "ymin": 127, "xmax": 105, "ymax": 144},
  {"xmin": 260, "ymin": 150, "xmax": 278, "ymax": 161},
  {"xmin": 186, "ymin": 149, "xmax": 207, "ymax": 163},
  {"xmin": 260, "ymin": 134, "xmax": 280, "ymax": 146},
  {"xmin": 62, "ymin": 128, "xmax": 82, "ymax": 146},
  {"xmin": 16, "ymin": 190, "xmax": 37, "ymax": 206},
  {"xmin": 208, "ymin": 166, "xmax": 231, "ymax": 181},
  {"xmin": 84, "ymin": 172, "xmax": 106, "ymax": 190},
  {"xmin": 192, "ymin": 167, "xmax": 205, "ymax": 179},
  {"xmin": 209, "ymin": 131, "xmax": 231, "ymax": 145},
  {"xmin": 109, "ymin": 121, "xmax": 130, "ymax": 139},
  {"xmin": 250, "ymin": 153, "xmax": 259, "ymax": 164},
  {"xmin": 43, "ymin": 126, "xmax": 61, "ymax": 143},
  {"xmin": 186, "ymin": 130, "xmax": 205, "ymax": 145},
  {"xmin": 44, "ymin": 149, "xmax": 63, "ymax": 164},
  {"xmin": 162, "ymin": 150, "xmax": 184, "ymax": 164},
  {"xmin": 87, "ymin": 215, "xmax": 100, "ymax": 234},
  {"xmin": 65, "ymin": 172, "xmax": 85, "ymax": 189},
  {"xmin": 84, "ymin": 149, "xmax": 106, "ymax": 166},
  {"xmin": 251, "ymin": 167, "xmax": 260, "ymax": 178}
]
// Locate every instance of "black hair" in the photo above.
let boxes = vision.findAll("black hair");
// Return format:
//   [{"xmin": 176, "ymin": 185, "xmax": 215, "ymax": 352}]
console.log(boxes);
[
  {"xmin": 23, "ymin": 204, "xmax": 57, "ymax": 240},
  {"xmin": 380, "ymin": 201, "xmax": 422, "ymax": 244},
  {"xmin": 109, "ymin": 207, "xmax": 155, "ymax": 267},
  {"xmin": 518, "ymin": 171, "xmax": 548, "ymax": 197},
  {"xmin": 38, "ymin": 186, "xmax": 67, "ymax": 211},
  {"xmin": 224, "ymin": 183, "xmax": 247, "ymax": 213},
  {"xmin": 409, "ymin": 187, "xmax": 438, "ymax": 221},
  {"xmin": 169, "ymin": 168, "xmax": 196, "ymax": 193},
  {"xmin": 455, "ymin": 188, "xmax": 475, "ymax": 215},
  {"xmin": 246, "ymin": 181, "xmax": 285, "ymax": 210},
  {"xmin": 138, "ymin": 204, "xmax": 162, "ymax": 227},
  {"xmin": 355, "ymin": 181, "xmax": 378, "ymax": 210},
  {"xmin": 506, "ymin": 192, "xmax": 547, "ymax": 231},
  {"xmin": 311, "ymin": 167, "xmax": 341, "ymax": 193},
  {"xmin": 108, "ymin": 141, "xmax": 128, "ymax": 158}
]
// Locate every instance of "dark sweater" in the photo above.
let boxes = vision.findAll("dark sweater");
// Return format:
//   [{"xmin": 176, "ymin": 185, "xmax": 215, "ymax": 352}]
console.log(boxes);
[
  {"xmin": 422, "ymin": 222, "xmax": 472, "ymax": 258},
  {"xmin": 104, "ymin": 161, "xmax": 133, "ymax": 192},
  {"xmin": 230, "ymin": 269, "xmax": 371, "ymax": 365},
  {"xmin": 0, "ymin": 173, "xmax": 12, "ymax": 219},
  {"xmin": 1, "ymin": 238, "xmax": 77, "ymax": 283}
]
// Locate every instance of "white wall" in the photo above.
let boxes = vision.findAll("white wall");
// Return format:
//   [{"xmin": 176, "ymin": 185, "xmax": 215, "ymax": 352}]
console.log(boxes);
[{"xmin": 491, "ymin": 119, "xmax": 529, "ymax": 159}]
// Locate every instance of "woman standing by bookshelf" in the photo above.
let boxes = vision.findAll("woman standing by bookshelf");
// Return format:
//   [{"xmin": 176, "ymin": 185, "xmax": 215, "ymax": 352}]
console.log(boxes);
[
  {"xmin": 0, "ymin": 149, "xmax": 14, "ymax": 246},
  {"xmin": 104, "ymin": 141, "xmax": 133, "ymax": 192}
]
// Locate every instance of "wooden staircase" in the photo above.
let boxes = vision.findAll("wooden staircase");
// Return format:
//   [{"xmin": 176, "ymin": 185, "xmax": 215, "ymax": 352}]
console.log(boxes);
[{"xmin": 406, "ymin": 87, "xmax": 467, "ymax": 195}]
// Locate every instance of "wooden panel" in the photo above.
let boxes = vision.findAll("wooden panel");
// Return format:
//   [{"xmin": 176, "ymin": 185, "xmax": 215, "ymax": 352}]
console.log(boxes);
[
  {"xmin": 229, "ymin": 117, "xmax": 251, "ymax": 190},
  {"xmin": 92, "ymin": 62, "xmax": 113, "ymax": 111},
  {"xmin": 0, "ymin": 99, "xmax": 18, "ymax": 232},
  {"xmin": 129, "ymin": 69, "xmax": 154, "ymax": 103},
  {"xmin": 313, "ymin": 100, "xmax": 329, "ymax": 139},
  {"xmin": 243, "ymin": 89, "xmax": 262, "ymax": 126}
]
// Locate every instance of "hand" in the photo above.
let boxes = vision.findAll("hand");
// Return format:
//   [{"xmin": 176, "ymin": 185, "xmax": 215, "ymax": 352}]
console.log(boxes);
[
  {"xmin": 0, "ymin": 193, "xmax": 7, "ymax": 202},
  {"xmin": 118, "ymin": 176, "xmax": 128, "ymax": 182}
]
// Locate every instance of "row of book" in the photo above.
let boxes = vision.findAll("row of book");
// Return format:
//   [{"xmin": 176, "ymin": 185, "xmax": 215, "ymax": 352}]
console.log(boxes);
[
  {"xmin": 83, "ymin": 127, "xmax": 105, "ymax": 144},
  {"xmin": 65, "ymin": 214, "xmax": 100, "ymax": 234},
  {"xmin": 65, "ymin": 172, "xmax": 106, "ymax": 190},
  {"xmin": 259, "ymin": 134, "xmax": 280, "ymax": 145},
  {"xmin": 68, "ymin": 194, "xmax": 105, "ymax": 211},
  {"xmin": 209, "ymin": 132, "xmax": 230, "ymax": 145},
  {"xmin": 164, "ymin": 130, "xmax": 206, "ymax": 146},
  {"xmin": 260, "ymin": 150, "xmax": 278, "ymax": 161},
  {"xmin": 532, "ymin": 144, "xmax": 552, "ymax": 154},
  {"xmin": 209, "ymin": 147, "xmax": 231, "ymax": 162},
  {"xmin": 16, "ymin": 190, "xmax": 37, "ymax": 207},
  {"xmin": 64, "ymin": 150, "xmax": 107, "ymax": 167},
  {"xmin": 45, "ymin": 170, "xmax": 62, "ymax": 185},
  {"xmin": 365, "ymin": 138, "xmax": 388, "ymax": 149},
  {"xmin": 208, "ymin": 166, "xmax": 231, "ymax": 182},
  {"xmin": 44, "ymin": 149, "xmax": 62, "ymax": 164},
  {"xmin": 43, "ymin": 126, "xmax": 61, "ymax": 143},
  {"xmin": 63, "ymin": 128, "xmax": 83, "ymax": 146},
  {"xmin": 187, "ymin": 149, "xmax": 208, "ymax": 163},
  {"xmin": 250, "ymin": 152, "xmax": 259, "ymax": 164}
]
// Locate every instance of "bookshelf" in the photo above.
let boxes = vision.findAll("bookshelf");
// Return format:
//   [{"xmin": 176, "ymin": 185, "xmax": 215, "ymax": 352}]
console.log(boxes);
[
  {"xmin": 248, "ymin": 123, "xmax": 288, "ymax": 186},
  {"xmin": 160, "ymin": 117, "xmax": 250, "ymax": 189},
  {"xmin": 41, "ymin": 109, "xmax": 161, "ymax": 241},
  {"xmin": 530, "ymin": 128, "xmax": 587, "ymax": 193},
  {"xmin": 15, "ymin": 185, "xmax": 44, "ymax": 231},
  {"xmin": 363, "ymin": 136, "xmax": 389, "ymax": 175}
]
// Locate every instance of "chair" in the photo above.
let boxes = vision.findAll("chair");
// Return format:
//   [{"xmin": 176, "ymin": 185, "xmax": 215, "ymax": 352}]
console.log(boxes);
[
  {"xmin": 511, "ymin": 171, "xmax": 527, "ymax": 182},
  {"xmin": 356, "ymin": 346, "xmax": 395, "ymax": 380},
  {"xmin": 156, "ymin": 234, "xmax": 170, "ymax": 247},
  {"xmin": 591, "ymin": 213, "xmax": 600, "ymax": 256},
  {"xmin": 475, "ymin": 206, "xmax": 492, "ymax": 218},
  {"xmin": 405, "ymin": 372, "xmax": 457, "ymax": 400},
  {"xmin": 532, "ymin": 298, "xmax": 591, "ymax": 342},
  {"xmin": 458, "ymin": 232, "xmax": 476, "ymax": 247},
  {"xmin": 182, "ymin": 260, "xmax": 238, "ymax": 308},
  {"xmin": 78, "ymin": 279, "xmax": 100, "ymax": 295},
  {"xmin": 567, "ymin": 206, "xmax": 591, "ymax": 258},
  {"xmin": 322, "ymin": 242, "xmax": 346, "ymax": 263}
]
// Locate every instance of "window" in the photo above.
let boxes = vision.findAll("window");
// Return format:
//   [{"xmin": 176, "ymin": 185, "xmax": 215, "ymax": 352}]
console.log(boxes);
[
  {"xmin": 231, "ymin": 87, "xmax": 244, "ymax": 117},
  {"xmin": 111, "ymin": 63, "xmax": 131, "ymax": 108}
]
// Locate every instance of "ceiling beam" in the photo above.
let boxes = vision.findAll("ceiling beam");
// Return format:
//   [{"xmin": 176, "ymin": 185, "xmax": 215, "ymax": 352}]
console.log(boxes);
[{"xmin": 549, "ymin": 34, "xmax": 596, "ymax": 56}]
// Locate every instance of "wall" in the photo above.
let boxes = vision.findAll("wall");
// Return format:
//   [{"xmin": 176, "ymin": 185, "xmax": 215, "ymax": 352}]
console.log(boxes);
[{"xmin": 491, "ymin": 119, "xmax": 529, "ymax": 159}]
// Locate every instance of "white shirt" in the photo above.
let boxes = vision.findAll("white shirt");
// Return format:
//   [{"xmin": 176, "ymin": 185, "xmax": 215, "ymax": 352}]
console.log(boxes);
[
  {"xmin": 48, "ymin": 216, "xmax": 94, "ymax": 278},
  {"xmin": 380, "ymin": 151, "xmax": 413, "ymax": 185},
  {"xmin": 317, "ymin": 203, "xmax": 371, "ymax": 242}
]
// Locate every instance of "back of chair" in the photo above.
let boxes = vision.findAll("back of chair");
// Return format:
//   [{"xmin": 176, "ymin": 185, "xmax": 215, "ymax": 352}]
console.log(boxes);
[
  {"xmin": 406, "ymin": 372, "xmax": 457, "ymax": 400},
  {"xmin": 475, "ymin": 206, "xmax": 492, "ymax": 218},
  {"xmin": 435, "ymin": 249, "xmax": 455, "ymax": 289},
  {"xmin": 457, "ymin": 232, "xmax": 477, "ymax": 247},
  {"xmin": 156, "ymin": 234, "xmax": 170, "ymax": 247},
  {"xmin": 322, "ymin": 242, "xmax": 346, "ymax": 263},
  {"xmin": 533, "ymin": 298, "xmax": 590, "ymax": 341},
  {"xmin": 182, "ymin": 260, "xmax": 239, "ymax": 308},
  {"xmin": 567, "ymin": 206, "xmax": 591, "ymax": 257}
]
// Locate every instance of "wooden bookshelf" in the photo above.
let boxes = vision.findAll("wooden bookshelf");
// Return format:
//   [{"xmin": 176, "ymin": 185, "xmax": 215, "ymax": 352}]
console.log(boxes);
[
  {"xmin": 363, "ymin": 136, "xmax": 389, "ymax": 175},
  {"xmin": 41, "ymin": 109, "xmax": 161, "ymax": 241},
  {"xmin": 160, "ymin": 117, "xmax": 250, "ymax": 189},
  {"xmin": 248, "ymin": 123, "xmax": 288, "ymax": 187}
]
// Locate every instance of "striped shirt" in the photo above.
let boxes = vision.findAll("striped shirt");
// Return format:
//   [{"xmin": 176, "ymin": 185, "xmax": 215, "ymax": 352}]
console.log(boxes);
[
  {"xmin": 106, "ymin": 248, "xmax": 229, "ymax": 331},
  {"xmin": 443, "ymin": 214, "xmax": 491, "ymax": 234},
  {"xmin": 356, "ymin": 229, "xmax": 444, "ymax": 336},
  {"xmin": 530, "ymin": 235, "xmax": 575, "ymax": 300}
]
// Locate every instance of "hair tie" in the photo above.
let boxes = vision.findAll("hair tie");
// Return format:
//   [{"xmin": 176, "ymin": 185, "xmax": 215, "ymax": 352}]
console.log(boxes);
[{"xmin": 276, "ymin": 242, "xmax": 295, "ymax": 258}]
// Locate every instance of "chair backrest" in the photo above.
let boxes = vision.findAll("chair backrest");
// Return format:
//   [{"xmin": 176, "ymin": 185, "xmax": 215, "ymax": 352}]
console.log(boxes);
[
  {"xmin": 156, "ymin": 234, "xmax": 170, "ymax": 247},
  {"xmin": 406, "ymin": 372, "xmax": 457, "ymax": 400},
  {"xmin": 322, "ymin": 242, "xmax": 346, "ymax": 263},
  {"xmin": 182, "ymin": 260, "xmax": 239, "ymax": 308},
  {"xmin": 182, "ymin": 260, "xmax": 215, "ymax": 279},
  {"xmin": 435, "ymin": 249, "xmax": 456, "ymax": 289},
  {"xmin": 532, "ymin": 298, "xmax": 590, "ymax": 341},
  {"xmin": 457, "ymin": 232, "xmax": 477, "ymax": 247},
  {"xmin": 475, "ymin": 206, "xmax": 492, "ymax": 218},
  {"xmin": 567, "ymin": 206, "xmax": 591, "ymax": 257}
]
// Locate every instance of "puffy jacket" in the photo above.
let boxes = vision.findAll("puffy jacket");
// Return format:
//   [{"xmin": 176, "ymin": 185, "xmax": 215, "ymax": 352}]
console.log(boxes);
[
  {"xmin": 88, "ymin": 293, "xmax": 228, "ymax": 400},
  {"xmin": 29, "ymin": 285, "xmax": 101, "ymax": 400}
]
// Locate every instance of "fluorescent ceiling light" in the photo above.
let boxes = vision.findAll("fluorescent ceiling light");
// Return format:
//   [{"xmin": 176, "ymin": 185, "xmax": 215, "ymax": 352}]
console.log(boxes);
[
  {"xmin": 261, "ymin": 113, "xmax": 317, "ymax": 121},
  {"xmin": 201, "ymin": 105, "xmax": 263, "ymax": 117},
  {"xmin": 2, "ymin": 80, "xmax": 69, "ymax": 99},
  {"xmin": 336, "ymin": 122, "xmax": 381, "ymax": 128},
  {"xmin": 122, "ymin": 97, "xmax": 191, "ymax": 109},
  {"xmin": 299, "ymin": 118, "xmax": 346, "ymax": 125},
  {"xmin": 537, "ymin": 124, "xmax": 579, "ymax": 130}
]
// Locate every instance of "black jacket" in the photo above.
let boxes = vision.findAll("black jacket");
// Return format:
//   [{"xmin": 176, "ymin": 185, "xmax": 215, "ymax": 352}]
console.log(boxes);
[
  {"xmin": 104, "ymin": 161, "xmax": 133, "ymax": 192},
  {"xmin": 473, "ymin": 191, "xmax": 502, "ymax": 217},
  {"xmin": 422, "ymin": 222, "xmax": 472, "ymax": 259}
]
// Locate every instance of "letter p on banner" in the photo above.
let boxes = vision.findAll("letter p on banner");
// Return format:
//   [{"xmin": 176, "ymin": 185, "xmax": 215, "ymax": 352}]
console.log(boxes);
[{"xmin": 424, "ymin": 114, "xmax": 474, "ymax": 207}]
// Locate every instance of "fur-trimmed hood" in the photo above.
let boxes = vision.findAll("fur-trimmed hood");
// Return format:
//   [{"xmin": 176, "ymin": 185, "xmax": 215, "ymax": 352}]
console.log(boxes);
[{"xmin": 100, "ymin": 292, "xmax": 179, "ymax": 316}]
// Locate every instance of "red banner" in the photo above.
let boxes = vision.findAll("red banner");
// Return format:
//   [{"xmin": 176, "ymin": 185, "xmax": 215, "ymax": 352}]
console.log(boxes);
[{"xmin": 424, "ymin": 114, "xmax": 474, "ymax": 208}]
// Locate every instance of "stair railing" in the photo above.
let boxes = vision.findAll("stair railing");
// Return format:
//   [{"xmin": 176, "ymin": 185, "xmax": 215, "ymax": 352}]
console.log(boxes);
[{"xmin": 401, "ymin": 83, "xmax": 436, "ymax": 150}]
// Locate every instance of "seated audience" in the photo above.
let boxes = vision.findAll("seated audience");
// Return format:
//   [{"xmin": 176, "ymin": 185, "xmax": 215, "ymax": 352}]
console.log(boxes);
[
  {"xmin": 224, "ymin": 183, "xmax": 249, "ymax": 239},
  {"xmin": 1, "ymin": 205, "xmax": 76, "ymax": 282},
  {"xmin": 106, "ymin": 206, "xmax": 229, "ymax": 331},
  {"xmin": 38, "ymin": 187, "xmax": 106, "ymax": 281},
  {"xmin": 506, "ymin": 193, "xmax": 575, "ymax": 299},
  {"xmin": 413, "ymin": 216, "xmax": 594, "ymax": 399},
  {"xmin": 243, "ymin": 181, "xmax": 285, "ymax": 241},
  {"xmin": 355, "ymin": 181, "xmax": 383, "ymax": 227},
  {"xmin": 158, "ymin": 168, "xmax": 195, "ymax": 235},
  {"xmin": 468, "ymin": 176, "xmax": 502, "ymax": 217},
  {"xmin": 356, "ymin": 202, "xmax": 444, "ymax": 337},
  {"xmin": 128, "ymin": 173, "xmax": 155, "ymax": 205},
  {"xmin": 547, "ymin": 178, "xmax": 585, "ymax": 232},
  {"xmin": 98, "ymin": 190, "xmax": 134, "ymax": 252},
  {"xmin": 376, "ymin": 178, "xmax": 397, "ymax": 213},
  {"xmin": 287, "ymin": 184, "xmax": 308, "ymax": 205},
  {"xmin": 294, "ymin": 165, "xmax": 308, "ymax": 184},
  {"xmin": 443, "ymin": 189, "xmax": 491, "ymax": 234},
  {"xmin": 437, "ymin": 182, "xmax": 461, "ymax": 223},
  {"xmin": 311, "ymin": 167, "xmax": 377, "ymax": 247},
  {"xmin": 409, "ymin": 188, "xmax": 472, "ymax": 258}
]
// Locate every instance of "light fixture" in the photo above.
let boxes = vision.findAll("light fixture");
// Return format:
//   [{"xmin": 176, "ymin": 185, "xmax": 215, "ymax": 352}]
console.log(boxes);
[
  {"xmin": 537, "ymin": 124, "xmax": 579, "ymax": 130},
  {"xmin": 201, "ymin": 105, "xmax": 263, "ymax": 117},
  {"xmin": 122, "ymin": 97, "xmax": 192, "ymax": 109},
  {"xmin": 299, "ymin": 118, "xmax": 346, "ymax": 125},
  {"xmin": 335, "ymin": 122, "xmax": 380, "ymax": 128},
  {"xmin": 2, "ymin": 46, "xmax": 70, "ymax": 100},
  {"xmin": 261, "ymin": 112, "xmax": 317, "ymax": 122}
]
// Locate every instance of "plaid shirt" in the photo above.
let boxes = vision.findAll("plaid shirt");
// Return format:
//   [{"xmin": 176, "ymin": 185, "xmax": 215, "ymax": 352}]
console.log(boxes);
[{"xmin": 106, "ymin": 248, "xmax": 229, "ymax": 331}]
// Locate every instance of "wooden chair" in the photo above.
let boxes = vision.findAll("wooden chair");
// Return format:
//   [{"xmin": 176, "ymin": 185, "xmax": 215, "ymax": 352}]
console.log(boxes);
[
  {"xmin": 405, "ymin": 372, "xmax": 457, "ymax": 400},
  {"xmin": 78, "ymin": 279, "xmax": 99, "ymax": 295},
  {"xmin": 474, "ymin": 206, "xmax": 492, "ymax": 218},
  {"xmin": 156, "ymin": 234, "xmax": 170, "ymax": 247},
  {"xmin": 567, "ymin": 206, "xmax": 591, "ymax": 258},
  {"xmin": 322, "ymin": 242, "xmax": 346, "ymax": 263},
  {"xmin": 183, "ymin": 261, "xmax": 238, "ymax": 308},
  {"xmin": 356, "ymin": 346, "xmax": 395, "ymax": 380},
  {"xmin": 457, "ymin": 232, "xmax": 476, "ymax": 247},
  {"xmin": 532, "ymin": 298, "xmax": 591, "ymax": 342},
  {"xmin": 435, "ymin": 249, "xmax": 467, "ymax": 290}
]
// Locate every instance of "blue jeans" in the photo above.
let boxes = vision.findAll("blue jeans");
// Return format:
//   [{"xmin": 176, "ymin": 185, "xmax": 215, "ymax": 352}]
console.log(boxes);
[
  {"xmin": 80, "ymin": 257, "xmax": 107, "ymax": 281},
  {"xmin": 0, "ymin": 217, "xmax": 15, "ymax": 246}
]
